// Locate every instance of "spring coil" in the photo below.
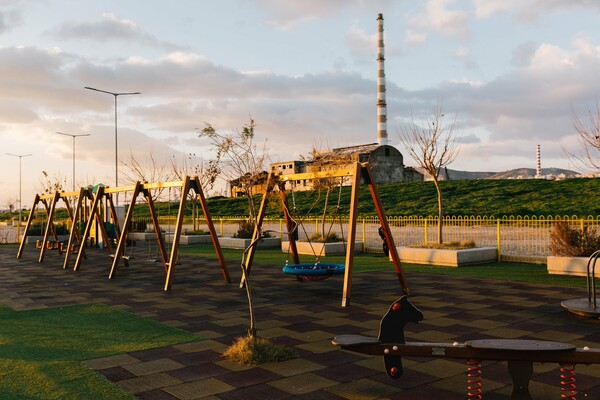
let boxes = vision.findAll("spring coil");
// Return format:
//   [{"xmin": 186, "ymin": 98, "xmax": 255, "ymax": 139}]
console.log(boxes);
[
  {"xmin": 560, "ymin": 363, "xmax": 577, "ymax": 400},
  {"xmin": 467, "ymin": 359, "xmax": 482, "ymax": 400}
]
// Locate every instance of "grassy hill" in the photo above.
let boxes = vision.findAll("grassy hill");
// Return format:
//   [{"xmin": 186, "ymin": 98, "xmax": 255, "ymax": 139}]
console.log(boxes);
[
  {"xmin": 3, "ymin": 177, "xmax": 598, "ymax": 221},
  {"xmin": 205, "ymin": 177, "xmax": 600, "ymax": 218}
]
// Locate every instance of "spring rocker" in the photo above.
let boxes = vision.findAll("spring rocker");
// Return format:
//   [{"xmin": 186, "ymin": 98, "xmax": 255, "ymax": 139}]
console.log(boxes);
[
  {"xmin": 333, "ymin": 296, "xmax": 600, "ymax": 400},
  {"xmin": 561, "ymin": 250, "xmax": 600, "ymax": 318},
  {"xmin": 241, "ymin": 161, "xmax": 408, "ymax": 307}
]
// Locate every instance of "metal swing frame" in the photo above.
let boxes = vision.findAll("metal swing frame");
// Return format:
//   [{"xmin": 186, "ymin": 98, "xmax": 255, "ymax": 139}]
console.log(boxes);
[{"xmin": 241, "ymin": 161, "xmax": 408, "ymax": 307}]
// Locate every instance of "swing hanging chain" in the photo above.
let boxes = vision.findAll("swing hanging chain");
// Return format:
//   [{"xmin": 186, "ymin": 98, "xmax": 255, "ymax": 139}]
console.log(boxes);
[
  {"xmin": 280, "ymin": 179, "xmax": 323, "ymax": 264},
  {"xmin": 314, "ymin": 178, "xmax": 345, "ymax": 263},
  {"xmin": 279, "ymin": 176, "xmax": 346, "ymax": 268}
]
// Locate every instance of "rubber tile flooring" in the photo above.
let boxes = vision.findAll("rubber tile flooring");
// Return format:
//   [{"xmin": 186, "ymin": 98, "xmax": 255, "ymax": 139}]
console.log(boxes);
[{"xmin": 2, "ymin": 246, "xmax": 600, "ymax": 399}]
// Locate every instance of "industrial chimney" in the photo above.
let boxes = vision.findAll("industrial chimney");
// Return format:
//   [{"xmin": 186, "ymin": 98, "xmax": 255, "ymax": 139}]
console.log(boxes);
[
  {"xmin": 377, "ymin": 13, "xmax": 388, "ymax": 146},
  {"xmin": 535, "ymin": 144, "xmax": 541, "ymax": 178}
]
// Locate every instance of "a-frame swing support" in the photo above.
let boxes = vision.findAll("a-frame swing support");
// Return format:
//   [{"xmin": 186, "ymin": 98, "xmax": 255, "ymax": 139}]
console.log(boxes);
[
  {"xmin": 17, "ymin": 176, "xmax": 230, "ymax": 291},
  {"xmin": 242, "ymin": 162, "xmax": 408, "ymax": 307}
]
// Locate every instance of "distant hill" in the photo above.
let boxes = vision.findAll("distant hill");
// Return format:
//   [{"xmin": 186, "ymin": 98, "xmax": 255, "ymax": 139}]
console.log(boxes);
[{"xmin": 416, "ymin": 167, "xmax": 579, "ymax": 180}]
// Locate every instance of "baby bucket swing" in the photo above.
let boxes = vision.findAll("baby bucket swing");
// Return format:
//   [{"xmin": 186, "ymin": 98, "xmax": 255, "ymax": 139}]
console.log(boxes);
[{"xmin": 282, "ymin": 179, "xmax": 346, "ymax": 282}]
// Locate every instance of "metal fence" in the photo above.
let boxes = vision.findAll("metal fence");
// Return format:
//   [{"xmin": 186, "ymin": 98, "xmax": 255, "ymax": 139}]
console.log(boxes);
[
  {"xmin": 5, "ymin": 215, "xmax": 599, "ymax": 264},
  {"xmin": 204, "ymin": 215, "xmax": 600, "ymax": 264}
]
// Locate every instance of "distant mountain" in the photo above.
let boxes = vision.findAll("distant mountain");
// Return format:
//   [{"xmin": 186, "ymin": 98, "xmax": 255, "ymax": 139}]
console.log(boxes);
[{"xmin": 416, "ymin": 167, "xmax": 580, "ymax": 180}]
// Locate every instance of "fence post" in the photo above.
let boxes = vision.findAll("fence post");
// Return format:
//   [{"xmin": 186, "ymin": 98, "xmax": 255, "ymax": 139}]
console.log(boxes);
[
  {"xmin": 220, "ymin": 218, "xmax": 223, "ymax": 237},
  {"xmin": 362, "ymin": 218, "xmax": 366, "ymax": 252},
  {"xmin": 497, "ymin": 219, "xmax": 501, "ymax": 262},
  {"xmin": 424, "ymin": 218, "xmax": 428, "ymax": 244}
]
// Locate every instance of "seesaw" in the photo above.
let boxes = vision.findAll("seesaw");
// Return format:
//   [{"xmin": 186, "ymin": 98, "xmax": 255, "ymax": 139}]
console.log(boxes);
[{"xmin": 332, "ymin": 296, "xmax": 600, "ymax": 400}]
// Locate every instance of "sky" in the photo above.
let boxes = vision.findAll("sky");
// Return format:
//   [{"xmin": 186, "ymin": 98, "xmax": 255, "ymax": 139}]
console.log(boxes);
[{"xmin": 1, "ymin": 0, "xmax": 600, "ymax": 209}]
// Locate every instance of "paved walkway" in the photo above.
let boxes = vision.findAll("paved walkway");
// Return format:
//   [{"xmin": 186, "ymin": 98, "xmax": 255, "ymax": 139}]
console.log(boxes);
[{"xmin": 2, "ymin": 246, "xmax": 600, "ymax": 399}]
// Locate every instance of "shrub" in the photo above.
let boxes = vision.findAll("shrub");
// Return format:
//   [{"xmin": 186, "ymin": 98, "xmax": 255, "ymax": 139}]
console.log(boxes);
[
  {"xmin": 308, "ymin": 232, "xmax": 339, "ymax": 243},
  {"xmin": 183, "ymin": 229, "xmax": 207, "ymax": 235},
  {"xmin": 28, "ymin": 221, "xmax": 69, "ymax": 236},
  {"xmin": 548, "ymin": 220, "xmax": 600, "ymax": 257},
  {"xmin": 412, "ymin": 240, "xmax": 476, "ymax": 250},
  {"xmin": 234, "ymin": 220, "xmax": 255, "ymax": 239}
]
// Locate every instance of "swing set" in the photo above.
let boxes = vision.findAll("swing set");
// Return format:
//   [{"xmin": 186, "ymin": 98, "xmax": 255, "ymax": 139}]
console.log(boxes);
[
  {"xmin": 242, "ymin": 161, "xmax": 408, "ymax": 307},
  {"xmin": 17, "ymin": 176, "xmax": 230, "ymax": 290}
]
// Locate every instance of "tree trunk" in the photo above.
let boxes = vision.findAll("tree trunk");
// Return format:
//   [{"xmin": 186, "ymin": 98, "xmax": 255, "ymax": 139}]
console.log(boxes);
[
  {"xmin": 321, "ymin": 188, "xmax": 331, "ymax": 241},
  {"xmin": 433, "ymin": 178, "xmax": 443, "ymax": 244}
]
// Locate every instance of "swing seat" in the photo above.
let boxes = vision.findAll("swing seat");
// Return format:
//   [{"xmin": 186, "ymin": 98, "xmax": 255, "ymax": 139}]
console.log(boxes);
[{"xmin": 282, "ymin": 263, "xmax": 345, "ymax": 281}]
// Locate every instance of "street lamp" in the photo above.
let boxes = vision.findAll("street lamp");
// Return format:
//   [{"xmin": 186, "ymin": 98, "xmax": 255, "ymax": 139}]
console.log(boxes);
[
  {"xmin": 84, "ymin": 86, "xmax": 140, "ymax": 202},
  {"xmin": 55, "ymin": 132, "xmax": 91, "ymax": 191},
  {"xmin": 6, "ymin": 152, "xmax": 32, "ymax": 243}
]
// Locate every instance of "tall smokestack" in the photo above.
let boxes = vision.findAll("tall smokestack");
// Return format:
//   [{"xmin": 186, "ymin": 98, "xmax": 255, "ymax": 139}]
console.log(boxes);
[
  {"xmin": 377, "ymin": 13, "xmax": 388, "ymax": 146},
  {"xmin": 536, "ymin": 144, "xmax": 541, "ymax": 178}
]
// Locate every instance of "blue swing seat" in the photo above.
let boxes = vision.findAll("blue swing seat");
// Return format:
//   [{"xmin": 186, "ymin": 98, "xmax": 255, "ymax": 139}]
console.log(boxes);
[{"xmin": 282, "ymin": 263, "xmax": 345, "ymax": 281}]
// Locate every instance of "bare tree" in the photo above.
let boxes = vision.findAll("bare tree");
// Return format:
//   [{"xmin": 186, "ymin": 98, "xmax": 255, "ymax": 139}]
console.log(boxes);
[
  {"xmin": 37, "ymin": 171, "xmax": 67, "ymax": 195},
  {"xmin": 5, "ymin": 197, "xmax": 17, "ymax": 214},
  {"xmin": 568, "ymin": 102, "xmax": 600, "ymax": 172},
  {"xmin": 170, "ymin": 153, "xmax": 220, "ymax": 231},
  {"xmin": 198, "ymin": 117, "xmax": 269, "ymax": 223},
  {"xmin": 121, "ymin": 150, "xmax": 174, "ymax": 201},
  {"xmin": 170, "ymin": 152, "xmax": 219, "ymax": 193},
  {"xmin": 301, "ymin": 145, "xmax": 352, "ymax": 241},
  {"xmin": 398, "ymin": 103, "xmax": 461, "ymax": 244}
]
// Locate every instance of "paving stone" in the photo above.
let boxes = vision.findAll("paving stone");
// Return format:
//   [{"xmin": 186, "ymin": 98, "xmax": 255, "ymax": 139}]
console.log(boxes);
[
  {"xmin": 4, "ymin": 246, "xmax": 600, "ymax": 399},
  {"xmin": 124, "ymin": 358, "xmax": 186, "ymax": 376},
  {"xmin": 164, "ymin": 377, "xmax": 235, "ymax": 399},
  {"xmin": 117, "ymin": 373, "xmax": 183, "ymax": 394},
  {"xmin": 83, "ymin": 353, "xmax": 141, "ymax": 370},
  {"xmin": 268, "ymin": 372, "xmax": 338, "ymax": 395}
]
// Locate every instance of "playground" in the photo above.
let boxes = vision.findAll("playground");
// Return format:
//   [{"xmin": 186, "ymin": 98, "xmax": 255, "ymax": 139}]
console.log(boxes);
[{"xmin": 2, "ymin": 243, "xmax": 600, "ymax": 399}]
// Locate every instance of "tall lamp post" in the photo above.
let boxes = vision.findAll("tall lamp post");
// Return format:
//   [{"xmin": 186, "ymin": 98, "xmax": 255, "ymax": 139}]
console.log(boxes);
[
  {"xmin": 55, "ymin": 132, "xmax": 91, "ymax": 191},
  {"xmin": 6, "ymin": 152, "xmax": 32, "ymax": 243},
  {"xmin": 84, "ymin": 86, "xmax": 140, "ymax": 204}
]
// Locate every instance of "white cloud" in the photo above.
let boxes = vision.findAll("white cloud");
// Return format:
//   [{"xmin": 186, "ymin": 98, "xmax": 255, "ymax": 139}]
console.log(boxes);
[
  {"xmin": 404, "ymin": 30, "xmax": 427, "ymax": 45},
  {"xmin": 453, "ymin": 47, "xmax": 478, "ymax": 69},
  {"xmin": 249, "ymin": 0, "xmax": 391, "ymax": 30},
  {"xmin": 408, "ymin": 0, "xmax": 471, "ymax": 41},
  {"xmin": 49, "ymin": 13, "xmax": 185, "ymax": 51},
  {"xmin": 0, "ymin": 8, "xmax": 22, "ymax": 34}
]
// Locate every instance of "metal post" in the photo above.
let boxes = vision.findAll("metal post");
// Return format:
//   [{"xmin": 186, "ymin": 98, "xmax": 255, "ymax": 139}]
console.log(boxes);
[
  {"xmin": 6, "ymin": 153, "xmax": 32, "ymax": 243},
  {"xmin": 84, "ymin": 86, "xmax": 141, "ymax": 205},
  {"xmin": 55, "ymin": 132, "xmax": 91, "ymax": 191}
]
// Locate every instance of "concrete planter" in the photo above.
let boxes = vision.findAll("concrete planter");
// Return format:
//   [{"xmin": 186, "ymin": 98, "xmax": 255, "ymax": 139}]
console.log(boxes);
[
  {"xmin": 547, "ymin": 256, "xmax": 600, "ymax": 277},
  {"xmin": 128, "ymin": 232, "xmax": 163, "ymax": 241},
  {"xmin": 282, "ymin": 241, "xmax": 363, "ymax": 256},
  {"xmin": 220, "ymin": 237, "xmax": 281, "ymax": 249},
  {"xmin": 395, "ymin": 246, "xmax": 497, "ymax": 267},
  {"xmin": 165, "ymin": 234, "xmax": 214, "ymax": 245}
]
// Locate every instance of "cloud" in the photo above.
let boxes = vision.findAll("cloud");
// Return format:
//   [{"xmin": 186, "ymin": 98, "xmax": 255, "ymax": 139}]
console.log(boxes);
[
  {"xmin": 511, "ymin": 42, "xmax": 538, "ymax": 67},
  {"xmin": 0, "ymin": 8, "xmax": 22, "ymax": 35},
  {"xmin": 473, "ymin": 0, "xmax": 600, "ymax": 22},
  {"xmin": 407, "ymin": 0, "xmax": 471, "ymax": 42},
  {"xmin": 249, "ymin": 0, "xmax": 391, "ymax": 30},
  {"xmin": 453, "ymin": 47, "xmax": 478, "ymax": 69},
  {"xmin": 49, "ymin": 13, "xmax": 185, "ymax": 51}
]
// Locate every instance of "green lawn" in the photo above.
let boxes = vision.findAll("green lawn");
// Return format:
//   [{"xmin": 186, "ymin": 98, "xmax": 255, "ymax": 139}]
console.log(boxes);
[
  {"xmin": 0, "ymin": 303, "xmax": 201, "ymax": 400},
  {"xmin": 179, "ymin": 244, "xmax": 590, "ymax": 288}
]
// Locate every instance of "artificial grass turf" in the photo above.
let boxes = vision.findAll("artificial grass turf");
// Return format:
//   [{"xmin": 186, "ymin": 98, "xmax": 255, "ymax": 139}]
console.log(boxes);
[
  {"xmin": 178, "ymin": 244, "xmax": 590, "ymax": 288},
  {"xmin": 0, "ymin": 303, "xmax": 201, "ymax": 400}
]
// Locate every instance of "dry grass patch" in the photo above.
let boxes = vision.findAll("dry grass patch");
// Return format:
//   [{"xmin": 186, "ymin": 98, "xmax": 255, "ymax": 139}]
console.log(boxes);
[{"xmin": 223, "ymin": 334, "xmax": 297, "ymax": 365}]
